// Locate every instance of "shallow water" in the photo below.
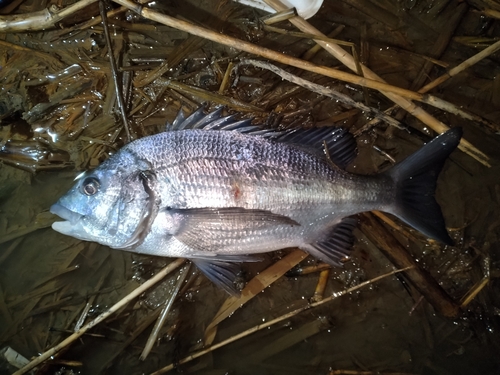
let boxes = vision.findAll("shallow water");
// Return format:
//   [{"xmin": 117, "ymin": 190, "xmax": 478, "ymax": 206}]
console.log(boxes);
[{"xmin": 1, "ymin": 0, "xmax": 500, "ymax": 374}]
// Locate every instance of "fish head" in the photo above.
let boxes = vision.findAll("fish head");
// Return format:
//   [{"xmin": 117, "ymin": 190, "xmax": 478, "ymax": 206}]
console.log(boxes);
[{"xmin": 50, "ymin": 150, "xmax": 152, "ymax": 248}]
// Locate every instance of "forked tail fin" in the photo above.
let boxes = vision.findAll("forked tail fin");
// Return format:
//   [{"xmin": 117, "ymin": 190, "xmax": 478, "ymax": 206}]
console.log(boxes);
[{"xmin": 386, "ymin": 128, "xmax": 463, "ymax": 245}]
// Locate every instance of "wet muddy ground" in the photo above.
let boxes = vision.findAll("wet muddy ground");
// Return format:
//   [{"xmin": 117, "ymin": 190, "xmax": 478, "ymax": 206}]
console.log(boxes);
[{"xmin": 1, "ymin": 0, "xmax": 500, "ymax": 374}]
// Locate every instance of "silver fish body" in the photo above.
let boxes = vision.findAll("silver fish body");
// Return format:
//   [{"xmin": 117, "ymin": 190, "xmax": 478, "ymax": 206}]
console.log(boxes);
[
  {"xmin": 51, "ymin": 109, "xmax": 462, "ymax": 294},
  {"xmin": 123, "ymin": 129, "xmax": 390, "ymax": 254}
]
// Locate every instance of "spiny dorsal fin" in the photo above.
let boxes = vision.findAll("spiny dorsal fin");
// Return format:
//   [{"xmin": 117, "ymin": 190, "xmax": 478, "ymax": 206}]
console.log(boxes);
[
  {"xmin": 166, "ymin": 107, "xmax": 357, "ymax": 169},
  {"xmin": 166, "ymin": 106, "xmax": 259, "ymax": 133}
]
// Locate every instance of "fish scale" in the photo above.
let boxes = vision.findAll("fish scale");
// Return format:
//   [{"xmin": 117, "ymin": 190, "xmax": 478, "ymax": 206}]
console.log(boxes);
[{"xmin": 50, "ymin": 108, "xmax": 462, "ymax": 295}]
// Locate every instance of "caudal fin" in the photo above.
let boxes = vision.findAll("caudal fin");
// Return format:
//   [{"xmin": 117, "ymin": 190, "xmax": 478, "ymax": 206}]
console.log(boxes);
[{"xmin": 386, "ymin": 128, "xmax": 462, "ymax": 245}]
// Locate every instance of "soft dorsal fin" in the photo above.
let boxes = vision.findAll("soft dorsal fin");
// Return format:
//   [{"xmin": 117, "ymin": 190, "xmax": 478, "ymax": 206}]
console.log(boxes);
[
  {"xmin": 166, "ymin": 107, "xmax": 357, "ymax": 169},
  {"xmin": 273, "ymin": 127, "xmax": 357, "ymax": 170}
]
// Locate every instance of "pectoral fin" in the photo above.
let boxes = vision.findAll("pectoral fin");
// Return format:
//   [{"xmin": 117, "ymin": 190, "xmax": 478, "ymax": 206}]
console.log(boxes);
[
  {"xmin": 169, "ymin": 207, "xmax": 299, "ymax": 252},
  {"xmin": 171, "ymin": 207, "xmax": 299, "ymax": 226}
]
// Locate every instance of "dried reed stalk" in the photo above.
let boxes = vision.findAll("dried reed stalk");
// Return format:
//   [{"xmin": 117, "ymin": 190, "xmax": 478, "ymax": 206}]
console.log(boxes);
[
  {"xmin": 261, "ymin": 0, "xmax": 489, "ymax": 167},
  {"xmin": 359, "ymin": 213, "xmax": 461, "ymax": 318},
  {"xmin": 241, "ymin": 59, "xmax": 403, "ymax": 129},
  {"xmin": 151, "ymin": 266, "xmax": 413, "ymax": 374},
  {"xmin": 419, "ymin": 39, "xmax": 500, "ymax": 93},
  {"xmin": 13, "ymin": 258, "xmax": 186, "ymax": 375},
  {"xmin": 140, "ymin": 263, "xmax": 191, "ymax": 360},
  {"xmin": 0, "ymin": 0, "xmax": 97, "ymax": 32},
  {"xmin": 99, "ymin": 1, "xmax": 132, "ymax": 142}
]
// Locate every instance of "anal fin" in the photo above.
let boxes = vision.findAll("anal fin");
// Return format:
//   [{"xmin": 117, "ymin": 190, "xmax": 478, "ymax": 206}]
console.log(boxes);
[{"xmin": 304, "ymin": 218, "xmax": 357, "ymax": 267}]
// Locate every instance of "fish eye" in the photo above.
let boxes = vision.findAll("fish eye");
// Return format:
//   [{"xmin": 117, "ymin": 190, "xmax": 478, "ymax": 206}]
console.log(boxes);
[{"xmin": 81, "ymin": 177, "xmax": 100, "ymax": 196}]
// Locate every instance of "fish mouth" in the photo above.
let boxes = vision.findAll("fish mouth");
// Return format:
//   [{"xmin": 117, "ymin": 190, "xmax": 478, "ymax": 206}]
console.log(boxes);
[
  {"xmin": 50, "ymin": 203, "xmax": 83, "ymax": 225},
  {"xmin": 50, "ymin": 203, "xmax": 90, "ymax": 239}
]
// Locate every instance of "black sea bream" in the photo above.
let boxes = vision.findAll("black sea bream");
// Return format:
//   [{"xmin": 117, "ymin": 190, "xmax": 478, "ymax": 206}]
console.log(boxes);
[{"xmin": 50, "ymin": 108, "xmax": 462, "ymax": 294}]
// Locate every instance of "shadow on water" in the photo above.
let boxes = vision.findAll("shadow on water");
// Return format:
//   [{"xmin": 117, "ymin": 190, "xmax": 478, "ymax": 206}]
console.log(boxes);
[{"xmin": 1, "ymin": 0, "xmax": 500, "ymax": 374}]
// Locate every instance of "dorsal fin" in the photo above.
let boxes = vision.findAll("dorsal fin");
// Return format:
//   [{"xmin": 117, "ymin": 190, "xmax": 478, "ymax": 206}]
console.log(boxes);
[
  {"xmin": 166, "ymin": 106, "xmax": 261, "ymax": 133},
  {"xmin": 167, "ymin": 107, "xmax": 225, "ymax": 131},
  {"xmin": 273, "ymin": 127, "xmax": 357, "ymax": 169},
  {"xmin": 166, "ymin": 107, "xmax": 357, "ymax": 169}
]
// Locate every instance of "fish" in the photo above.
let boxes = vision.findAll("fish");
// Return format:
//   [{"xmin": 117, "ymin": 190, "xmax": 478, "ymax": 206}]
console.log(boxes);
[{"xmin": 50, "ymin": 107, "xmax": 462, "ymax": 294}]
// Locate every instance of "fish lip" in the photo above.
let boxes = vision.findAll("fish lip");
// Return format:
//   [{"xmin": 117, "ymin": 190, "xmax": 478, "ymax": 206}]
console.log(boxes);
[
  {"xmin": 50, "ymin": 203, "xmax": 92, "ymax": 241},
  {"xmin": 50, "ymin": 203, "xmax": 83, "ymax": 225}
]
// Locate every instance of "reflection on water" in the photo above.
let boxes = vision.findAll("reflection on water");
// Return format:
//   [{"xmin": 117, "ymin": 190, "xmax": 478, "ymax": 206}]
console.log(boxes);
[{"xmin": 1, "ymin": 0, "xmax": 500, "ymax": 374}]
